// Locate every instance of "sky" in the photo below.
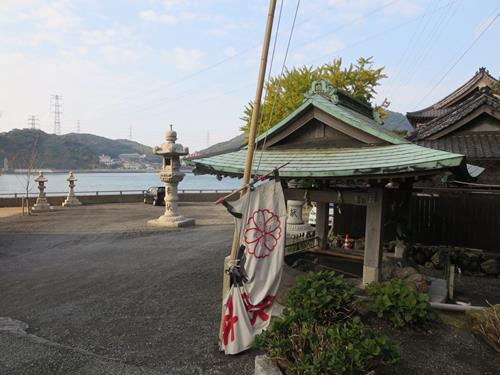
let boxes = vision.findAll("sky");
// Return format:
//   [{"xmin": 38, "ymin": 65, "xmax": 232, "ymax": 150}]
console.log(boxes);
[{"xmin": 0, "ymin": 0, "xmax": 499, "ymax": 152}]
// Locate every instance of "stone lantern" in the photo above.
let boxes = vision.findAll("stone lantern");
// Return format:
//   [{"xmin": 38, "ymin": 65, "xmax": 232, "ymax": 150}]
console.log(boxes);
[
  {"xmin": 147, "ymin": 125, "xmax": 195, "ymax": 227},
  {"xmin": 62, "ymin": 171, "xmax": 82, "ymax": 207},
  {"xmin": 31, "ymin": 171, "xmax": 52, "ymax": 212}
]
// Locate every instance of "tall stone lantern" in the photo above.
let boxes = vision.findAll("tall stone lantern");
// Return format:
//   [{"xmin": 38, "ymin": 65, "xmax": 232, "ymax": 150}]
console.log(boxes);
[
  {"xmin": 148, "ymin": 125, "xmax": 195, "ymax": 227},
  {"xmin": 62, "ymin": 171, "xmax": 82, "ymax": 207},
  {"xmin": 31, "ymin": 171, "xmax": 52, "ymax": 212}
]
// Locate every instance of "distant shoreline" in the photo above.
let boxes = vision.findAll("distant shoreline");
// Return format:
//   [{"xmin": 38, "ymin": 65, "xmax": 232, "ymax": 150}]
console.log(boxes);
[{"xmin": 1, "ymin": 168, "xmax": 193, "ymax": 175}]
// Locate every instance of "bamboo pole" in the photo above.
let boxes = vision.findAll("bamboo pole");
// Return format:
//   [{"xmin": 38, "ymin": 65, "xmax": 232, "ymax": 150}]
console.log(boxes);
[
  {"xmin": 219, "ymin": 0, "xmax": 277, "ymax": 344},
  {"xmin": 230, "ymin": 0, "xmax": 277, "ymax": 258}
]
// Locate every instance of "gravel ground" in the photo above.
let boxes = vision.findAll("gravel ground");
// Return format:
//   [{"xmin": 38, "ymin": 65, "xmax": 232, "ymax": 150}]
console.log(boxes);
[
  {"xmin": 0, "ymin": 203, "xmax": 255, "ymax": 375},
  {"xmin": 375, "ymin": 318, "xmax": 500, "ymax": 375}
]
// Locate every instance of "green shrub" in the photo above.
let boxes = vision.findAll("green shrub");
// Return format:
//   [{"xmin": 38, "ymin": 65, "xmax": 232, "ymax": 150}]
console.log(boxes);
[
  {"xmin": 256, "ymin": 272, "xmax": 399, "ymax": 374},
  {"xmin": 285, "ymin": 271, "xmax": 357, "ymax": 324},
  {"xmin": 256, "ymin": 316, "xmax": 399, "ymax": 375},
  {"xmin": 366, "ymin": 279, "xmax": 433, "ymax": 328}
]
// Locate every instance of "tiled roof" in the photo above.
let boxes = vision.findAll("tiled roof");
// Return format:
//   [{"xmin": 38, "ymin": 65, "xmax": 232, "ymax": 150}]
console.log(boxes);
[
  {"xmin": 416, "ymin": 132, "xmax": 500, "ymax": 160},
  {"xmin": 255, "ymin": 83, "xmax": 407, "ymax": 146},
  {"xmin": 407, "ymin": 68, "xmax": 498, "ymax": 121},
  {"xmin": 413, "ymin": 88, "xmax": 500, "ymax": 140},
  {"xmin": 188, "ymin": 144, "xmax": 464, "ymax": 178}
]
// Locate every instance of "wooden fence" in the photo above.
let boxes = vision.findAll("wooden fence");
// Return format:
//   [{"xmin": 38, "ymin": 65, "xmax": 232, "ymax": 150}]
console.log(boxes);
[{"xmin": 334, "ymin": 192, "xmax": 500, "ymax": 252}]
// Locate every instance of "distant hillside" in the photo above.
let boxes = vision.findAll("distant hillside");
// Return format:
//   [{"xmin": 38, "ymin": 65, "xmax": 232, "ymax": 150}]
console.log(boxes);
[
  {"xmin": 382, "ymin": 111, "xmax": 414, "ymax": 135},
  {"xmin": 0, "ymin": 128, "xmax": 159, "ymax": 170}
]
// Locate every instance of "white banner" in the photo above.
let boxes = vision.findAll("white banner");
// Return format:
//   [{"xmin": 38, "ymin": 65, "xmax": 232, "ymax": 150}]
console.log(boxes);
[{"xmin": 220, "ymin": 180, "xmax": 287, "ymax": 355}]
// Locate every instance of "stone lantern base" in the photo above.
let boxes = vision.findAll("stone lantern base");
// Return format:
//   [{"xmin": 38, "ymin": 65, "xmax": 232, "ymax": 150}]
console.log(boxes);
[
  {"xmin": 147, "ymin": 214, "xmax": 195, "ymax": 228},
  {"xmin": 62, "ymin": 196, "xmax": 82, "ymax": 207},
  {"xmin": 31, "ymin": 198, "xmax": 52, "ymax": 212}
]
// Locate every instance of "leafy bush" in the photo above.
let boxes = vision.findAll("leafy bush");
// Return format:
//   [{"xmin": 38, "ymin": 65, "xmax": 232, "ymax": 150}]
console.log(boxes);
[
  {"xmin": 469, "ymin": 304, "xmax": 500, "ymax": 354},
  {"xmin": 256, "ymin": 316, "xmax": 399, "ymax": 375},
  {"xmin": 256, "ymin": 272, "xmax": 399, "ymax": 374},
  {"xmin": 366, "ymin": 279, "xmax": 433, "ymax": 328},
  {"xmin": 285, "ymin": 271, "xmax": 357, "ymax": 324}
]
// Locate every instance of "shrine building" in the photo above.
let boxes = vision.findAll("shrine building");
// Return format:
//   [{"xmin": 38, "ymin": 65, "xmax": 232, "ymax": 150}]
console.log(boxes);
[{"xmin": 188, "ymin": 80, "xmax": 478, "ymax": 285}]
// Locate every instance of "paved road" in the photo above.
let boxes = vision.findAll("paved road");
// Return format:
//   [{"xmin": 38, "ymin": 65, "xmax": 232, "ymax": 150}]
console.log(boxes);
[{"xmin": 0, "ymin": 203, "xmax": 255, "ymax": 375}]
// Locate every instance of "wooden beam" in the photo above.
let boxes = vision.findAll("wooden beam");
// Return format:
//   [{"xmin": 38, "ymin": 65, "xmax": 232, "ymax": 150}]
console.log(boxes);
[
  {"xmin": 362, "ymin": 187, "xmax": 386, "ymax": 285},
  {"xmin": 284, "ymin": 188, "xmax": 368, "ymax": 206},
  {"xmin": 315, "ymin": 202, "xmax": 329, "ymax": 250}
]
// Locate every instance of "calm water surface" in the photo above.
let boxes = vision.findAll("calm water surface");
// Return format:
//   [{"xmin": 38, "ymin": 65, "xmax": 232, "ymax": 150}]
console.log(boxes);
[{"xmin": 0, "ymin": 172, "xmax": 240, "ymax": 195}]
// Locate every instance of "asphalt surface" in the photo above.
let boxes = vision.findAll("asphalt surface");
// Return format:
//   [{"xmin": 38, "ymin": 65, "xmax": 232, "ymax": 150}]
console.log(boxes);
[{"xmin": 0, "ymin": 203, "xmax": 255, "ymax": 375}]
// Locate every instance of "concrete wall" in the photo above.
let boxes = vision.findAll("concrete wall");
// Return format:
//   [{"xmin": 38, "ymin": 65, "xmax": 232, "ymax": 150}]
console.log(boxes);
[{"xmin": 0, "ymin": 192, "xmax": 236, "ymax": 208}]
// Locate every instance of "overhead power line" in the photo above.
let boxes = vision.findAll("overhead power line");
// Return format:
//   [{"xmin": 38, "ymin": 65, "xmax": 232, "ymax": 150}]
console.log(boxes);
[
  {"xmin": 89, "ymin": 0, "xmax": 402, "ymax": 118},
  {"xmin": 255, "ymin": 0, "xmax": 301, "ymax": 176},
  {"xmin": 105, "ymin": 1, "xmax": 450, "ymax": 123},
  {"xmin": 416, "ymin": 8, "xmax": 500, "ymax": 107}
]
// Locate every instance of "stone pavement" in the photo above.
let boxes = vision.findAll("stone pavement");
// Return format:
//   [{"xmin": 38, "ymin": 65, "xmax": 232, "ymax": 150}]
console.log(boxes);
[{"xmin": 0, "ymin": 203, "xmax": 255, "ymax": 375}]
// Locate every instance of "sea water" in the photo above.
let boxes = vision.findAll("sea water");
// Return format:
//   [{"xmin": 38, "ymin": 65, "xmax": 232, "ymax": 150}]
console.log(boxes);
[{"xmin": 0, "ymin": 172, "xmax": 241, "ymax": 196}]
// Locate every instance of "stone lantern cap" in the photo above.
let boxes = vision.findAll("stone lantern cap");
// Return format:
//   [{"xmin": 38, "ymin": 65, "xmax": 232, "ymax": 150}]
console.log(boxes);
[
  {"xmin": 35, "ymin": 171, "xmax": 47, "ymax": 183},
  {"xmin": 153, "ymin": 125, "xmax": 189, "ymax": 157},
  {"xmin": 67, "ymin": 171, "xmax": 77, "ymax": 182}
]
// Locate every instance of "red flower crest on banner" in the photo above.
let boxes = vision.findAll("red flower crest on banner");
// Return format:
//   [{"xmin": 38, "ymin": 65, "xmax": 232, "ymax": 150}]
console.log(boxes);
[{"xmin": 244, "ymin": 208, "xmax": 282, "ymax": 259}]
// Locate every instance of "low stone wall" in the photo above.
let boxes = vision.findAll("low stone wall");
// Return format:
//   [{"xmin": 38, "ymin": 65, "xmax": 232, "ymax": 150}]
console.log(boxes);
[{"xmin": 0, "ymin": 192, "xmax": 236, "ymax": 208}]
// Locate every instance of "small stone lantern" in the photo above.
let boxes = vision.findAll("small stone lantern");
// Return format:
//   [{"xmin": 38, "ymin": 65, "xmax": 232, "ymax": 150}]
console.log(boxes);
[
  {"xmin": 148, "ymin": 125, "xmax": 195, "ymax": 227},
  {"xmin": 31, "ymin": 171, "xmax": 52, "ymax": 212},
  {"xmin": 62, "ymin": 171, "xmax": 82, "ymax": 207}
]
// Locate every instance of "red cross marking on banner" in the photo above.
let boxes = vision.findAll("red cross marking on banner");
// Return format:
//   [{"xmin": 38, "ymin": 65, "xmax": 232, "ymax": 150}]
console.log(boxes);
[
  {"xmin": 222, "ymin": 295, "xmax": 238, "ymax": 345},
  {"xmin": 242, "ymin": 293, "xmax": 274, "ymax": 326}
]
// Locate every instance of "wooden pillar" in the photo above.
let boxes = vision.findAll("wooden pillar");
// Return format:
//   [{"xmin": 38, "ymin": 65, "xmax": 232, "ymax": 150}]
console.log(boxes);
[
  {"xmin": 315, "ymin": 202, "xmax": 329, "ymax": 250},
  {"xmin": 363, "ymin": 187, "xmax": 385, "ymax": 285}
]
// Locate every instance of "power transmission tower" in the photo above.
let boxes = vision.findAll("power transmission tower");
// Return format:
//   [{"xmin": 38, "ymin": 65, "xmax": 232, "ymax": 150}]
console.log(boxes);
[
  {"xmin": 27, "ymin": 115, "xmax": 39, "ymax": 129},
  {"xmin": 76, "ymin": 120, "xmax": 81, "ymax": 133},
  {"xmin": 206, "ymin": 130, "xmax": 210, "ymax": 148},
  {"xmin": 129, "ymin": 126, "xmax": 132, "ymax": 140},
  {"xmin": 51, "ymin": 94, "xmax": 63, "ymax": 135}
]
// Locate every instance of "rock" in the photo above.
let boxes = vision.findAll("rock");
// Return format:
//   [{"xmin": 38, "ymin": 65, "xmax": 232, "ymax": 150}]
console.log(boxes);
[
  {"xmin": 482, "ymin": 252, "xmax": 500, "ymax": 261},
  {"xmin": 381, "ymin": 259, "xmax": 400, "ymax": 281},
  {"xmin": 255, "ymin": 355, "xmax": 283, "ymax": 375},
  {"xmin": 412, "ymin": 250, "xmax": 427, "ymax": 265},
  {"xmin": 392, "ymin": 266, "xmax": 417, "ymax": 280},
  {"xmin": 404, "ymin": 273, "xmax": 429, "ymax": 293},
  {"xmin": 431, "ymin": 251, "xmax": 440, "ymax": 266},
  {"xmin": 430, "ymin": 250, "xmax": 448, "ymax": 270},
  {"xmin": 458, "ymin": 251, "xmax": 480, "ymax": 272},
  {"xmin": 354, "ymin": 237, "xmax": 365, "ymax": 250},
  {"xmin": 385, "ymin": 240, "xmax": 397, "ymax": 252},
  {"xmin": 480, "ymin": 259, "xmax": 499, "ymax": 275}
]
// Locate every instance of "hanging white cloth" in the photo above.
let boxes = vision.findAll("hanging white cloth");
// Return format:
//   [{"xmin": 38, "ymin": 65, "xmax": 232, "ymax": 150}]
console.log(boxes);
[{"xmin": 220, "ymin": 180, "xmax": 287, "ymax": 355}]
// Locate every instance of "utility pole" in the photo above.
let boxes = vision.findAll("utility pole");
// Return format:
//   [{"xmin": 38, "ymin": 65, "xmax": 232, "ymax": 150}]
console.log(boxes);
[
  {"xmin": 27, "ymin": 115, "xmax": 39, "ymax": 129},
  {"xmin": 51, "ymin": 94, "xmax": 63, "ymax": 135},
  {"xmin": 76, "ymin": 120, "xmax": 81, "ymax": 133}
]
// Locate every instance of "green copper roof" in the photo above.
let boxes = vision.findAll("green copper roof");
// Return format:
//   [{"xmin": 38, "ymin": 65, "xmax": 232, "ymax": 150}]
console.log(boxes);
[
  {"xmin": 255, "ymin": 81, "xmax": 407, "ymax": 146},
  {"xmin": 188, "ymin": 144, "xmax": 464, "ymax": 178}
]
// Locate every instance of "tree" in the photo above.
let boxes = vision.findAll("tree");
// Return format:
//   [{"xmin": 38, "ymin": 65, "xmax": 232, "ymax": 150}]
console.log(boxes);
[
  {"xmin": 491, "ymin": 77, "xmax": 500, "ymax": 96},
  {"xmin": 241, "ymin": 57, "xmax": 388, "ymax": 134}
]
